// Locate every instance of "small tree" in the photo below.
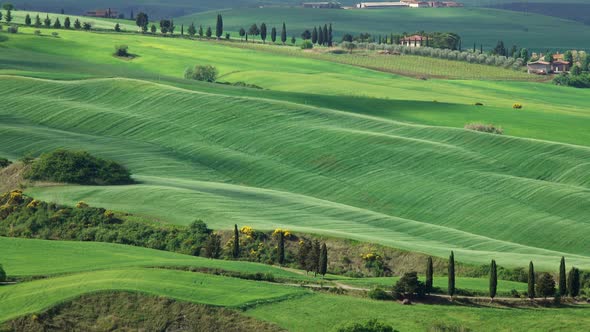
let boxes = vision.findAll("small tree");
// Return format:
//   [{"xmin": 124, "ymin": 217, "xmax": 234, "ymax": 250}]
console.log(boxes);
[
  {"xmin": 64, "ymin": 16, "xmax": 71, "ymax": 29},
  {"xmin": 239, "ymin": 27, "xmax": 245, "ymax": 41},
  {"xmin": 44, "ymin": 15, "xmax": 51, "ymax": 28},
  {"xmin": 528, "ymin": 261, "xmax": 535, "ymax": 299},
  {"xmin": 276, "ymin": 231, "xmax": 285, "ymax": 265},
  {"xmin": 135, "ymin": 12, "xmax": 149, "ymax": 33},
  {"xmin": 291, "ymin": 36, "xmax": 296, "ymax": 45},
  {"xmin": 206, "ymin": 26, "xmax": 212, "ymax": 39},
  {"xmin": 25, "ymin": 14, "xmax": 31, "ymax": 26},
  {"xmin": 319, "ymin": 242, "xmax": 328, "ymax": 278},
  {"xmin": 160, "ymin": 19, "xmax": 172, "ymax": 34},
  {"xmin": 281, "ymin": 22, "xmax": 287, "ymax": 45},
  {"xmin": 394, "ymin": 272, "xmax": 424, "ymax": 300},
  {"xmin": 216, "ymin": 14, "xmax": 223, "ymax": 40},
  {"xmin": 260, "ymin": 23, "xmax": 267, "ymax": 44},
  {"xmin": 567, "ymin": 267, "xmax": 580, "ymax": 297},
  {"xmin": 425, "ymin": 257, "xmax": 433, "ymax": 294},
  {"xmin": 301, "ymin": 30, "xmax": 311, "ymax": 41},
  {"xmin": 74, "ymin": 18, "xmax": 81, "ymax": 30},
  {"xmin": 114, "ymin": 23, "xmax": 121, "ymax": 32},
  {"xmin": 198, "ymin": 25, "xmax": 203, "ymax": 38},
  {"xmin": 0, "ymin": 264, "xmax": 6, "ymax": 282},
  {"xmin": 232, "ymin": 224, "xmax": 240, "ymax": 258},
  {"xmin": 536, "ymin": 273, "xmax": 556, "ymax": 300},
  {"xmin": 489, "ymin": 259, "xmax": 497, "ymax": 300},
  {"xmin": 53, "ymin": 17, "xmax": 61, "ymax": 29},
  {"xmin": 5, "ymin": 9, "xmax": 11, "ymax": 23},
  {"xmin": 83, "ymin": 22, "xmax": 92, "ymax": 31},
  {"xmin": 249, "ymin": 23, "xmax": 259, "ymax": 41},
  {"xmin": 271, "ymin": 27, "xmax": 277, "ymax": 43},
  {"xmin": 188, "ymin": 23, "xmax": 196, "ymax": 38},
  {"xmin": 448, "ymin": 251, "xmax": 455, "ymax": 298},
  {"xmin": 150, "ymin": 24, "xmax": 156, "ymax": 34},
  {"xmin": 34, "ymin": 15, "xmax": 42, "ymax": 28},
  {"xmin": 204, "ymin": 233, "xmax": 222, "ymax": 259},
  {"xmin": 114, "ymin": 45, "xmax": 129, "ymax": 57},
  {"xmin": 342, "ymin": 42, "xmax": 356, "ymax": 54},
  {"xmin": 559, "ymin": 257, "xmax": 567, "ymax": 297}
]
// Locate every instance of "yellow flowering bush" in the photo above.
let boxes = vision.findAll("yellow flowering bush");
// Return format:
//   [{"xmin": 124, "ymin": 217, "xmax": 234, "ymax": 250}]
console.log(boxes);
[
  {"xmin": 272, "ymin": 228, "xmax": 292, "ymax": 239},
  {"xmin": 104, "ymin": 210, "xmax": 115, "ymax": 219},
  {"xmin": 26, "ymin": 199, "xmax": 41, "ymax": 209},
  {"xmin": 76, "ymin": 201, "xmax": 89, "ymax": 209},
  {"xmin": 513, "ymin": 103, "xmax": 523, "ymax": 109},
  {"xmin": 240, "ymin": 226, "xmax": 254, "ymax": 236}
]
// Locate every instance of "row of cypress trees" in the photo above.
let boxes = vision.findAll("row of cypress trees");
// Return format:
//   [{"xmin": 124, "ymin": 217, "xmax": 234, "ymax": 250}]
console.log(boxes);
[{"xmin": 434, "ymin": 252, "xmax": 582, "ymax": 300}]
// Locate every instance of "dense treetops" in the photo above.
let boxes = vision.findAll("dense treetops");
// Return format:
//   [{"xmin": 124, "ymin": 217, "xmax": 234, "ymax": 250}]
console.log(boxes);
[{"xmin": 25, "ymin": 150, "xmax": 133, "ymax": 185}]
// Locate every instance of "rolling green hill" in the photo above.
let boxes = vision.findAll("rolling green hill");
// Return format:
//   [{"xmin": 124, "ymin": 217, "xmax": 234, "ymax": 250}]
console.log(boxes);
[
  {"xmin": 176, "ymin": 7, "xmax": 590, "ymax": 50},
  {"xmin": 1, "ymin": 74, "xmax": 589, "ymax": 270}
]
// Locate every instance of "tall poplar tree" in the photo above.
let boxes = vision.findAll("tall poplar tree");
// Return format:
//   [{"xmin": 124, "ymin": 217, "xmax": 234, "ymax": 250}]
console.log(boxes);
[
  {"xmin": 319, "ymin": 243, "xmax": 328, "ymax": 278},
  {"xmin": 271, "ymin": 27, "xmax": 277, "ymax": 43},
  {"xmin": 489, "ymin": 259, "xmax": 497, "ymax": 300},
  {"xmin": 448, "ymin": 251, "xmax": 455, "ymax": 298},
  {"xmin": 281, "ymin": 22, "xmax": 287, "ymax": 45},
  {"xmin": 425, "ymin": 257, "xmax": 433, "ymax": 294},
  {"xmin": 278, "ymin": 231, "xmax": 285, "ymax": 266},
  {"xmin": 559, "ymin": 256, "xmax": 567, "ymax": 296},
  {"xmin": 567, "ymin": 267, "xmax": 580, "ymax": 297},
  {"xmin": 216, "ymin": 14, "xmax": 223, "ymax": 39},
  {"xmin": 260, "ymin": 23, "xmax": 267, "ymax": 44},
  {"xmin": 528, "ymin": 261, "xmax": 535, "ymax": 299},
  {"xmin": 232, "ymin": 224, "xmax": 240, "ymax": 259}
]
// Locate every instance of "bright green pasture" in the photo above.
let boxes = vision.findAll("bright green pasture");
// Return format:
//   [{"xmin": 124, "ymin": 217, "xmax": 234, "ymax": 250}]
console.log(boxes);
[
  {"xmin": 7, "ymin": 10, "xmax": 137, "ymax": 30},
  {"xmin": 246, "ymin": 293, "xmax": 590, "ymax": 332},
  {"xmin": 0, "ymin": 237, "xmax": 306, "ymax": 280},
  {"xmin": 2, "ymin": 29, "xmax": 590, "ymax": 146},
  {"xmin": 0, "ymin": 268, "xmax": 308, "ymax": 323},
  {"xmin": 1, "ymin": 77, "xmax": 589, "ymax": 269},
  {"xmin": 339, "ymin": 276, "xmax": 527, "ymax": 296},
  {"xmin": 177, "ymin": 7, "xmax": 590, "ymax": 50}
]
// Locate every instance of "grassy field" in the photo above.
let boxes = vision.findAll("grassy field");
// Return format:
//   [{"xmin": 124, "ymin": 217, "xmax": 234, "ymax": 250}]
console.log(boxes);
[
  {"xmin": 0, "ymin": 237, "xmax": 308, "ymax": 280},
  {"xmin": 177, "ymin": 7, "xmax": 590, "ymax": 50},
  {"xmin": 0, "ymin": 268, "xmax": 308, "ymax": 323},
  {"xmin": 0, "ymin": 74, "xmax": 588, "ymax": 270},
  {"xmin": 246, "ymin": 293, "xmax": 590, "ymax": 332}
]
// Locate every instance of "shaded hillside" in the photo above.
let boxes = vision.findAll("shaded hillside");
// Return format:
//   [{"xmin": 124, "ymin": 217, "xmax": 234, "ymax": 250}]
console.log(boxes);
[{"xmin": 489, "ymin": 3, "xmax": 590, "ymax": 26}]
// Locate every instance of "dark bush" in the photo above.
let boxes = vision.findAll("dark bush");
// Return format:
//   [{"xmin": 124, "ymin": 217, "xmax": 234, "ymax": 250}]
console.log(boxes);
[
  {"xmin": 0, "ymin": 158, "xmax": 11, "ymax": 168},
  {"xmin": 184, "ymin": 65, "xmax": 218, "ymax": 82},
  {"xmin": 368, "ymin": 287, "xmax": 392, "ymax": 301},
  {"xmin": 336, "ymin": 319, "xmax": 397, "ymax": 332},
  {"xmin": 114, "ymin": 45, "xmax": 129, "ymax": 57},
  {"xmin": 26, "ymin": 150, "xmax": 133, "ymax": 185}
]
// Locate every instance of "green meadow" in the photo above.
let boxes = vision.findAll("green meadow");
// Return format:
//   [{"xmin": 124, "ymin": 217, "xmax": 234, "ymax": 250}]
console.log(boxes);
[
  {"xmin": 7, "ymin": 10, "xmax": 137, "ymax": 30},
  {"xmin": 177, "ymin": 7, "xmax": 590, "ymax": 50}
]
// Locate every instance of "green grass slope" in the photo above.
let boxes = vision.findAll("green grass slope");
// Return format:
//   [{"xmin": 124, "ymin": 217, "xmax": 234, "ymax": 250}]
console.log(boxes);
[
  {"xmin": 7, "ymin": 11, "xmax": 137, "ymax": 30},
  {"xmin": 0, "ymin": 268, "xmax": 308, "ymax": 323},
  {"xmin": 177, "ymin": 7, "xmax": 590, "ymax": 50},
  {"xmin": 247, "ymin": 293, "xmax": 590, "ymax": 332},
  {"xmin": 0, "ymin": 237, "xmax": 305, "ymax": 280},
  {"xmin": 1, "ymin": 76, "xmax": 589, "ymax": 269},
  {"xmin": 2, "ymin": 29, "xmax": 590, "ymax": 146}
]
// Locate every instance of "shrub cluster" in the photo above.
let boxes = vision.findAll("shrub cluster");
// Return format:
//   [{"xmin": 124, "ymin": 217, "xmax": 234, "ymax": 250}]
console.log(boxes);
[
  {"xmin": 464, "ymin": 123, "xmax": 504, "ymax": 135},
  {"xmin": 300, "ymin": 40, "xmax": 313, "ymax": 50},
  {"xmin": 0, "ymin": 158, "xmax": 11, "ymax": 168},
  {"xmin": 25, "ymin": 150, "xmax": 133, "ymax": 185},
  {"xmin": 553, "ymin": 73, "xmax": 590, "ymax": 88},
  {"xmin": 0, "ymin": 191, "xmax": 212, "ymax": 256},
  {"xmin": 184, "ymin": 65, "xmax": 218, "ymax": 82},
  {"xmin": 336, "ymin": 319, "xmax": 397, "ymax": 332}
]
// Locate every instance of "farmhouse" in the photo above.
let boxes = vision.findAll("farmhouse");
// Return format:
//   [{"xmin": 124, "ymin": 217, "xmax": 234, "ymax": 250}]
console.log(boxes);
[
  {"xmin": 400, "ymin": 35, "xmax": 427, "ymax": 47},
  {"xmin": 302, "ymin": 2, "xmax": 342, "ymax": 8},
  {"xmin": 527, "ymin": 60, "xmax": 551, "ymax": 74},
  {"xmin": 86, "ymin": 9, "xmax": 118, "ymax": 18},
  {"xmin": 552, "ymin": 60, "xmax": 571, "ymax": 73}
]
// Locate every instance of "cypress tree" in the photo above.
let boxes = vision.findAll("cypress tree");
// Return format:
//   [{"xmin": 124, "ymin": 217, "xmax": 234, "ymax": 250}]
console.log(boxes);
[
  {"xmin": 425, "ymin": 257, "xmax": 433, "ymax": 294},
  {"xmin": 278, "ymin": 231, "xmax": 285, "ymax": 266},
  {"xmin": 150, "ymin": 24, "xmax": 156, "ymax": 34},
  {"xmin": 35, "ymin": 15, "xmax": 42, "ymax": 28},
  {"xmin": 323, "ymin": 24, "xmax": 328, "ymax": 46},
  {"xmin": 53, "ymin": 18, "xmax": 61, "ymax": 29},
  {"xmin": 25, "ymin": 14, "xmax": 31, "ymax": 26},
  {"xmin": 181, "ymin": 24, "xmax": 184, "ymax": 36},
  {"xmin": 312, "ymin": 26, "xmax": 318, "ymax": 44},
  {"xmin": 188, "ymin": 23, "xmax": 196, "ymax": 37},
  {"xmin": 308, "ymin": 240, "xmax": 321, "ymax": 277},
  {"xmin": 64, "ymin": 17, "xmax": 71, "ymax": 29},
  {"xmin": 114, "ymin": 23, "xmax": 121, "ymax": 32},
  {"xmin": 559, "ymin": 256, "xmax": 567, "ymax": 296},
  {"xmin": 232, "ymin": 224, "xmax": 240, "ymax": 259},
  {"xmin": 448, "ymin": 251, "xmax": 455, "ymax": 298},
  {"xmin": 281, "ymin": 22, "xmax": 287, "ymax": 45},
  {"xmin": 5, "ymin": 9, "xmax": 12, "ymax": 23},
  {"xmin": 328, "ymin": 24, "xmax": 333, "ymax": 46},
  {"xmin": 260, "ymin": 23, "xmax": 267, "ymax": 44},
  {"xmin": 74, "ymin": 18, "xmax": 81, "ymax": 30},
  {"xmin": 271, "ymin": 27, "xmax": 277, "ymax": 43},
  {"xmin": 319, "ymin": 242, "xmax": 328, "ymax": 278},
  {"xmin": 528, "ymin": 261, "xmax": 535, "ymax": 299},
  {"xmin": 489, "ymin": 259, "xmax": 497, "ymax": 300},
  {"xmin": 567, "ymin": 267, "xmax": 580, "ymax": 297},
  {"xmin": 206, "ymin": 26, "xmax": 212, "ymax": 39},
  {"xmin": 198, "ymin": 25, "xmax": 203, "ymax": 38},
  {"xmin": 215, "ymin": 14, "xmax": 223, "ymax": 39},
  {"xmin": 44, "ymin": 15, "xmax": 51, "ymax": 28},
  {"xmin": 298, "ymin": 239, "xmax": 311, "ymax": 272},
  {"xmin": 318, "ymin": 26, "xmax": 324, "ymax": 46}
]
